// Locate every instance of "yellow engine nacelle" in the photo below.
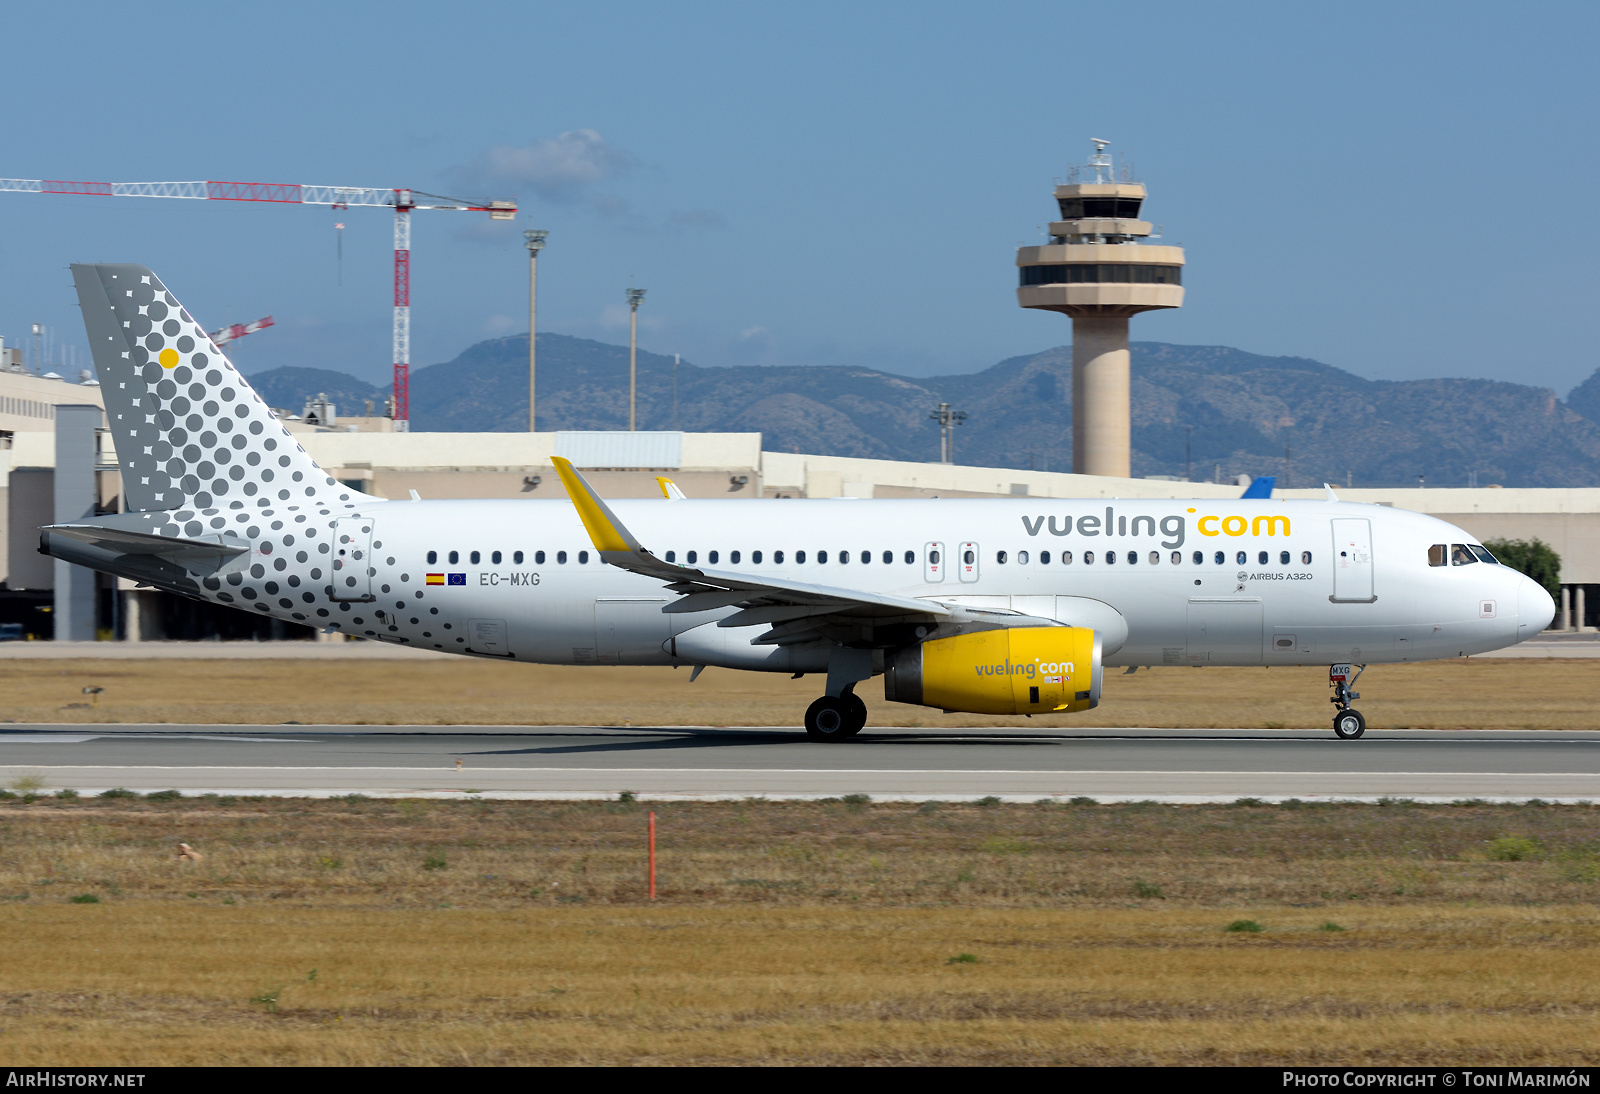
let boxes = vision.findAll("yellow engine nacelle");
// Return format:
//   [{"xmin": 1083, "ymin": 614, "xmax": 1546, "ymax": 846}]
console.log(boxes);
[{"xmin": 883, "ymin": 626, "xmax": 1102, "ymax": 715}]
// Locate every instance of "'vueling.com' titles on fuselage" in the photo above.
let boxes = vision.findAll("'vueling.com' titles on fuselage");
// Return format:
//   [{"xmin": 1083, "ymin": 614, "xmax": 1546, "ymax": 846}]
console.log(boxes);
[
  {"xmin": 1020, "ymin": 507, "xmax": 1292, "ymax": 549},
  {"xmin": 43, "ymin": 264, "xmax": 1557, "ymax": 742}
]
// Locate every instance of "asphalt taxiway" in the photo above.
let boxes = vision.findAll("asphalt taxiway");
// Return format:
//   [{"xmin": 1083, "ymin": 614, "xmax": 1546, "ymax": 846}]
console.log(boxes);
[{"xmin": 1, "ymin": 724, "xmax": 1597, "ymax": 802}]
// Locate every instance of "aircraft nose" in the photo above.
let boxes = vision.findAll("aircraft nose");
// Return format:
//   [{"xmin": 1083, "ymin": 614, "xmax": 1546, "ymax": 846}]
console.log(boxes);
[{"xmin": 1517, "ymin": 575, "xmax": 1556, "ymax": 637}]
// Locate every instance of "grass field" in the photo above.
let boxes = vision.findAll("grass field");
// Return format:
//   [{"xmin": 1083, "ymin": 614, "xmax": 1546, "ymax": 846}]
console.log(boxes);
[
  {"xmin": 4, "ymin": 655, "xmax": 1598, "ymax": 729},
  {"xmin": 3, "ymin": 795, "xmax": 1599, "ymax": 1064}
]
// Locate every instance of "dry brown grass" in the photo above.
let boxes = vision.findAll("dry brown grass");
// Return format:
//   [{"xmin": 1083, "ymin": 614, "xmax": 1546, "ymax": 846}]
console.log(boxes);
[
  {"xmin": 5, "ymin": 904, "xmax": 1600, "ymax": 1065},
  {"xmin": 4, "ymin": 797, "xmax": 1600, "ymax": 1064},
  {"xmin": 7, "ymin": 655, "xmax": 1600, "ymax": 729}
]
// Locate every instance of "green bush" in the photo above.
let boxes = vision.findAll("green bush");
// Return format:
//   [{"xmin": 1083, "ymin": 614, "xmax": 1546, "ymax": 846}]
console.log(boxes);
[
  {"xmin": 840, "ymin": 794, "xmax": 871, "ymax": 805},
  {"xmin": 1132, "ymin": 880, "xmax": 1164, "ymax": 899},
  {"xmin": 144, "ymin": 790, "xmax": 182, "ymax": 802},
  {"xmin": 99, "ymin": 788, "xmax": 139, "ymax": 799},
  {"xmin": 947, "ymin": 953, "xmax": 978, "ymax": 964},
  {"xmin": 1224, "ymin": 919, "xmax": 1264, "ymax": 933},
  {"xmin": 422, "ymin": 852, "xmax": 448, "ymax": 871},
  {"xmin": 1488, "ymin": 836, "xmax": 1542, "ymax": 862},
  {"xmin": 69, "ymin": 894, "xmax": 100, "ymax": 904},
  {"xmin": 1483, "ymin": 538, "xmax": 1562, "ymax": 599},
  {"xmin": 975, "ymin": 796, "xmax": 1001, "ymax": 808}
]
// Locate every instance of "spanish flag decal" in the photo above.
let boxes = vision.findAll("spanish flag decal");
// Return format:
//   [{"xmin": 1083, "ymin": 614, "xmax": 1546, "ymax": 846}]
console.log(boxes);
[{"xmin": 425, "ymin": 573, "xmax": 445, "ymax": 585}]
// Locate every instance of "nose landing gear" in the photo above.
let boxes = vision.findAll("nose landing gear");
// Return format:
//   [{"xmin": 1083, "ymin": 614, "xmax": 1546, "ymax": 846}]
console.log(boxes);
[
  {"xmin": 804, "ymin": 686, "xmax": 868, "ymax": 741},
  {"xmin": 1329, "ymin": 663, "xmax": 1366, "ymax": 739}
]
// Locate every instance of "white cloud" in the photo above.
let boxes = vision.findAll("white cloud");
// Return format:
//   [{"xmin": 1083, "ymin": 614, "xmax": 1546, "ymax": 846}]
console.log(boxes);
[{"xmin": 456, "ymin": 129, "xmax": 637, "ymax": 208}]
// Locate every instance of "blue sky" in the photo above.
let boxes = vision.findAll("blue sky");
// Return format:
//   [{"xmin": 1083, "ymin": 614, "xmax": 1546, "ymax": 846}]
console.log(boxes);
[{"xmin": 1, "ymin": 0, "xmax": 1595, "ymax": 394}]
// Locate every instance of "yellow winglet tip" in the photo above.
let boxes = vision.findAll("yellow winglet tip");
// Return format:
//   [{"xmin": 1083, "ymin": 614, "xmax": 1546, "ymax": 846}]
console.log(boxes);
[
  {"xmin": 655, "ymin": 476, "xmax": 674, "ymax": 499},
  {"xmin": 551, "ymin": 457, "xmax": 634, "ymax": 554}
]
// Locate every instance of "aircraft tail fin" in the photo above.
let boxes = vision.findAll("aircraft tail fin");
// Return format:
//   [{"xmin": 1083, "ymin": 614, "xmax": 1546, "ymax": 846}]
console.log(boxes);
[
  {"xmin": 72, "ymin": 263, "xmax": 359, "ymax": 514},
  {"xmin": 1239, "ymin": 475, "xmax": 1275, "ymax": 499}
]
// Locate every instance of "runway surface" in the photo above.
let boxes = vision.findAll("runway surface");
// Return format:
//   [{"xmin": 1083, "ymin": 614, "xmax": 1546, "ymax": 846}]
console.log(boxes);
[{"xmin": 2, "ymin": 724, "xmax": 1598, "ymax": 802}]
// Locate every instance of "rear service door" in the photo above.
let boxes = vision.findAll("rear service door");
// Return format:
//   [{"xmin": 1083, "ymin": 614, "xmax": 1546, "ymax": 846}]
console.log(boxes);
[
  {"xmin": 331, "ymin": 517, "xmax": 374, "ymax": 602},
  {"xmin": 924, "ymin": 542, "xmax": 945, "ymax": 583},
  {"xmin": 1331, "ymin": 518, "xmax": 1376, "ymax": 602}
]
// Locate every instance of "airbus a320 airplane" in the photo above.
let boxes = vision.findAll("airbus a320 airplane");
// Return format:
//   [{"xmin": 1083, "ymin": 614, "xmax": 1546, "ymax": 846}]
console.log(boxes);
[{"xmin": 45, "ymin": 265, "xmax": 1556, "ymax": 740}]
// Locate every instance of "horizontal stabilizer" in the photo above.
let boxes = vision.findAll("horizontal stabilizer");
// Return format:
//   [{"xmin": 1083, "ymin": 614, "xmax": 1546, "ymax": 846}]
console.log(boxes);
[{"xmin": 44, "ymin": 523, "xmax": 248, "ymax": 561}]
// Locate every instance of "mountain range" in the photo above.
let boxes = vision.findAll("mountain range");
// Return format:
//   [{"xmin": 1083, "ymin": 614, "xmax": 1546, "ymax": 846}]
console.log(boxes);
[{"xmin": 246, "ymin": 335, "xmax": 1600, "ymax": 488}]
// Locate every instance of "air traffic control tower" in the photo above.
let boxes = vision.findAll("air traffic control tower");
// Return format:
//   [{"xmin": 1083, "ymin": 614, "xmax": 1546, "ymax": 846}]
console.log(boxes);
[{"xmin": 1017, "ymin": 140, "xmax": 1184, "ymax": 477}]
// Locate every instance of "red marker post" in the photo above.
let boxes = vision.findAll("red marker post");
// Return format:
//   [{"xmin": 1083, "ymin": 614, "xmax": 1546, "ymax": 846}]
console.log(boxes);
[{"xmin": 647, "ymin": 811, "xmax": 657, "ymax": 901}]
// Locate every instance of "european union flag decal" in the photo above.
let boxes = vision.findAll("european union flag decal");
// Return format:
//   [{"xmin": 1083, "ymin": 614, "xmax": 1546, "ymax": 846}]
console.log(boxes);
[{"xmin": 447, "ymin": 573, "xmax": 467, "ymax": 586}]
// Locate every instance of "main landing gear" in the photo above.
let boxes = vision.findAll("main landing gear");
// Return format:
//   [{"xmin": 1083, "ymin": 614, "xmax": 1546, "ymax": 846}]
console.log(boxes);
[
  {"xmin": 1329, "ymin": 663, "xmax": 1367, "ymax": 739},
  {"xmin": 804, "ymin": 686, "xmax": 868, "ymax": 742}
]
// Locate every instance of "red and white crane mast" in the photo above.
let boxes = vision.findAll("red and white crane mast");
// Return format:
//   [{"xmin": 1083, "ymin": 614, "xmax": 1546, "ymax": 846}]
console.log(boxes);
[{"xmin": 0, "ymin": 178, "xmax": 516, "ymax": 429}]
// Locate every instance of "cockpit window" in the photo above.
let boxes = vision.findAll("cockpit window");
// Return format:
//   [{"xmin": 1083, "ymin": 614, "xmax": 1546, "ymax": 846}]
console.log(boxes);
[
  {"xmin": 1451, "ymin": 543, "xmax": 1478, "ymax": 566},
  {"xmin": 1469, "ymin": 545, "xmax": 1499, "ymax": 565},
  {"xmin": 1428, "ymin": 544, "xmax": 1447, "ymax": 567}
]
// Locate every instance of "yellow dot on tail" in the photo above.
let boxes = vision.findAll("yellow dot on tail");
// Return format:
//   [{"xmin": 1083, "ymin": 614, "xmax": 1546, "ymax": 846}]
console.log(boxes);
[{"xmin": 158, "ymin": 348, "xmax": 179, "ymax": 369}]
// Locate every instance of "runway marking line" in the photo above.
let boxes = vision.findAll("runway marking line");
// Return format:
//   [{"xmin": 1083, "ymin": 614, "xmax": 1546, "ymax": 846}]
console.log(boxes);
[{"xmin": 0, "ymin": 766, "xmax": 1595, "ymax": 778}]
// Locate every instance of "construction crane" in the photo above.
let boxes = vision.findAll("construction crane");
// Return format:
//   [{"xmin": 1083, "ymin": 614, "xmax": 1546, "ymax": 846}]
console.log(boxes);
[
  {"xmin": 209, "ymin": 315, "xmax": 275, "ymax": 348},
  {"xmin": 0, "ymin": 178, "xmax": 517, "ymax": 429}
]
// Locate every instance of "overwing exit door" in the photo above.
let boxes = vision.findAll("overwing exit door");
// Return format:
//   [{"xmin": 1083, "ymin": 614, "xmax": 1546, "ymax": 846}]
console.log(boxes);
[
  {"xmin": 331, "ymin": 517, "xmax": 374, "ymax": 602},
  {"xmin": 1331, "ymin": 518, "xmax": 1376, "ymax": 603}
]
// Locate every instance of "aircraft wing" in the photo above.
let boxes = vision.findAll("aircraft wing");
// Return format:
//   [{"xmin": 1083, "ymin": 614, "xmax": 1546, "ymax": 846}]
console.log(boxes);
[{"xmin": 552, "ymin": 458, "xmax": 1052, "ymax": 647}]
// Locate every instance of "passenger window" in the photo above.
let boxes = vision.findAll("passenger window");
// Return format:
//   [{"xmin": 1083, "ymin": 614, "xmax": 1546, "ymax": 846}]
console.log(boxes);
[
  {"xmin": 927, "ymin": 550, "xmax": 938, "ymax": 564},
  {"xmin": 1279, "ymin": 551, "xmax": 1290, "ymax": 565},
  {"xmin": 470, "ymin": 550, "xmax": 481, "ymax": 564},
  {"xmin": 753, "ymin": 550, "xmax": 763, "ymax": 564},
  {"xmin": 839, "ymin": 551, "xmax": 849, "ymax": 564},
  {"xmin": 514, "ymin": 551, "xmax": 524, "ymax": 564},
  {"xmin": 731, "ymin": 550, "xmax": 740, "ymax": 564},
  {"xmin": 687, "ymin": 550, "xmax": 698, "ymax": 564},
  {"xmin": 708, "ymin": 550, "xmax": 719, "ymax": 564},
  {"xmin": 535, "ymin": 550, "xmax": 546, "ymax": 564},
  {"xmin": 1171, "ymin": 551, "xmax": 1182, "ymax": 565},
  {"xmin": 883, "ymin": 551, "xmax": 892, "ymax": 564},
  {"xmin": 1018, "ymin": 550, "xmax": 1029, "ymax": 564},
  {"xmin": 557, "ymin": 551, "xmax": 567, "ymax": 564},
  {"xmin": 996, "ymin": 550, "xmax": 1008, "ymax": 564},
  {"xmin": 962, "ymin": 549, "xmax": 975, "ymax": 565},
  {"xmin": 775, "ymin": 550, "xmax": 785, "ymax": 564},
  {"xmin": 903, "ymin": 550, "xmax": 914, "ymax": 564},
  {"xmin": 1236, "ymin": 551, "xmax": 1247, "ymax": 565},
  {"xmin": 1040, "ymin": 550, "xmax": 1051, "ymax": 565},
  {"xmin": 492, "ymin": 550, "xmax": 502, "ymax": 564},
  {"xmin": 1301, "ymin": 551, "xmax": 1312, "ymax": 564},
  {"xmin": 1257, "ymin": 551, "xmax": 1268, "ymax": 565},
  {"xmin": 797, "ymin": 550, "xmax": 806, "ymax": 563},
  {"xmin": 1214, "ymin": 551, "xmax": 1224, "ymax": 564},
  {"xmin": 578, "ymin": 551, "xmax": 589, "ymax": 564},
  {"xmin": 1061, "ymin": 551, "xmax": 1073, "ymax": 564},
  {"xmin": 1192, "ymin": 551, "xmax": 1203, "ymax": 565},
  {"xmin": 859, "ymin": 550, "xmax": 870, "ymax": 565},
  {"xmin": 427, "ymin": 550, "xmax": 437, "ymax": 564},
  {"xmin": 666, "ymin": 550, "xmax": 676, "ymax": 562},
  {"xmin": 1451, "ymin": 544, "xmax": 1477, "ymax": 566},
  {"xmin": 449, "ymin": 550, "xmax": 459, "ymax": 564},
  {"xmin": 818, "ymin": 550, "xmax": 828, "ymax": 563},
  {"xmin": 1150, "ymin": 551, "xmax": 1160, "ymax": 565},
  {"xmin": 1084, "ymin": 551, "xmax": 1095, "ymax": 565},
  {"xmin": 1428, "ymin": 544, "xmax": 1448, "ymax": 567}
]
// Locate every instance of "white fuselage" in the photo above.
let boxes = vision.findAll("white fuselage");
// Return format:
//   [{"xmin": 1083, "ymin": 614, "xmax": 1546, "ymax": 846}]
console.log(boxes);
[{"xmin": 324, "ymin": 495, "xmax": 1549, "ymax": 671}]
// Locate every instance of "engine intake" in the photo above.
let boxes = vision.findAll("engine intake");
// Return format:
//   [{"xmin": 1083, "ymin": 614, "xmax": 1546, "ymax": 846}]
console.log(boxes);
[{"xmin": 883, "ymin": 626, "xmax": 1102, "ymax": 715}]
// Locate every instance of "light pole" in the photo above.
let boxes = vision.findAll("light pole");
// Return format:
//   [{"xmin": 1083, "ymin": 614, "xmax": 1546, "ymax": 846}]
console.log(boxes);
[
  {"xmin": 929, "ymin": 402, "xmax": 967, "ymax": 464},
  {"xmin": 626, "ymin": 287, "xmax": 646, "ymax": 431},
  {"xmin": 523, "ymin": 229, "xmax": 548, "ymax": 433}
]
